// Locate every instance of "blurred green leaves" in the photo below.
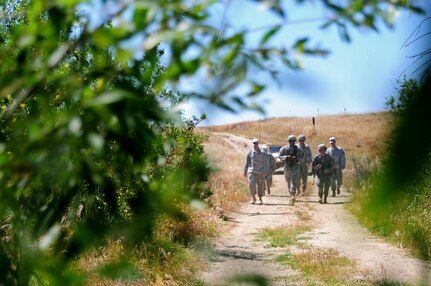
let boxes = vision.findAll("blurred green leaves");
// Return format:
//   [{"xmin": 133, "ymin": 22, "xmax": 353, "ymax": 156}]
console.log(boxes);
[{"xmin": 0, "ymin": 0, "xmax": 426, "ymax": 284}]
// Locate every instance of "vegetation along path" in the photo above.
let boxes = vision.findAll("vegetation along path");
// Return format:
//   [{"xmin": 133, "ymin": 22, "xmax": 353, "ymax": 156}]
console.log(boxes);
[{"xmin": 198, "ymin": 133, "xmax": 431, "ymax": 286}]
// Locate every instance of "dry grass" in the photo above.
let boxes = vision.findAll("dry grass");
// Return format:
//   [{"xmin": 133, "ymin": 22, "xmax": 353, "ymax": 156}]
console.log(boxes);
[
  {"xmin": 202, "ymin": 112, "xmax": 393, "ymax": 191},
  {"xmin": 202, "ymin": 133, "xmax": 249, "ymax": 215},
  {"xmin": 280, "ymin": 246, "xmax": 361, "ymax": 284}
]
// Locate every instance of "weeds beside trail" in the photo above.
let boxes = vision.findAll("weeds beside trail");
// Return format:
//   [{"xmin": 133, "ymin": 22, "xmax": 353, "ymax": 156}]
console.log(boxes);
[{"xmin": 198, "ymin": 126, "xmax": 431, "ymax": 286}]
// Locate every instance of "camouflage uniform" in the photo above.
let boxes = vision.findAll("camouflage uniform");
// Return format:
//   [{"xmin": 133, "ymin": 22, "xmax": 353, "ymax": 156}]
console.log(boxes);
[
  {"xmin": 312, "ymin": 144, "xmax": 335, "ymax": 204},
  {"xmin": 296, "ymin": 138, "xmax": 312, "ymax": 194},
  {"xmin": 327, "ymin": 137, "xmax": 346, "ymax": 196},
  {"xmin": 262, "ymin": 145, "xmax": 276, "ymax": 194},
  {"xmin": 279, "ymin": 136, "xmax": 304, "ymax": 200},
  {"xmin": 244, "ymin": 140, "xmax": 269, "ymax": 202}
]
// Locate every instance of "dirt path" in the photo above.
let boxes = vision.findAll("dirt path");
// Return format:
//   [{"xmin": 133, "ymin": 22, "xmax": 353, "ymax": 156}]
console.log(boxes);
[{"xmin": 198, "ymin": 133, "xmax": 431, "ymax": 285}]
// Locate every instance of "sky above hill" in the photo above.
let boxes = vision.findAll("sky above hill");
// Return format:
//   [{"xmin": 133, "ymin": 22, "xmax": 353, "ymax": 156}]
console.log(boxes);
[{"xmin": 180, "ymin": 1, "xmax": 431, "ymax": 126}]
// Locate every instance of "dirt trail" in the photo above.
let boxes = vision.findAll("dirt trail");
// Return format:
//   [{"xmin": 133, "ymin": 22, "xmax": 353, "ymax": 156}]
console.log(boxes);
[{"xmin": 198, "ymin": 133, "xmax": 431, "ymax": 285}]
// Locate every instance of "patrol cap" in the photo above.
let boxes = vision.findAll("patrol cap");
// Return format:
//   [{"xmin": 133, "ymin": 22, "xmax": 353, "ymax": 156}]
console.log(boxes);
[
  {"xmin": 318, "ymin": 144, "xmax": 327, "ymax": 151},
  {"xmin": 329, "ymin": 136, "xmax": 336, "ymax": 143},
  {"xmin": 251, "ymin": 138, "xmax": 259, "ymax": 144},
  {"xmin": 298, "ymin": 134, "xmax": 306, "ymax": 141},
  {"xmin": 287, "ymin": 135, "xmax": 296, "ymax": 142}
]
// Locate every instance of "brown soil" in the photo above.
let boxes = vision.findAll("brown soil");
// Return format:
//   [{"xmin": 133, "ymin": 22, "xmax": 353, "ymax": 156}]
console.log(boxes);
[{"xmin": 198, "ymin": 133, "xmax": 431, "ymax": 286}]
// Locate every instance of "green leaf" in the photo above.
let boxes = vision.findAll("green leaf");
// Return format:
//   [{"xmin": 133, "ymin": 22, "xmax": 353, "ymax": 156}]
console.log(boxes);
[
  {"xmin": 408, "ymin": 5, "xmax": 425, "ymax": 14},
  {"xmin": 260, "ymin": 25, "xmax": 281, "ymax": 46},
  {"xmin": 337, "ymin": 22, "xmax": 351, "ymax": 43},
  {"xmin": 293, "ymin": 37, "xmax": 309, "ymax": 53},
  {"xmin": 87, "ymin": 90, "xmax": 134, "ymax": 106}
]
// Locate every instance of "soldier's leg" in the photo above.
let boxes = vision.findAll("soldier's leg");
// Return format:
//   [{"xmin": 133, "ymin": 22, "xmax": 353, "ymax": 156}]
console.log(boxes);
[
  {"xmin": 248, "ymin": 174, "xmax": 257, "ymax": 203},
  {"xmin": 267, "ymin": 174, "xmax": 273, "ymax": 194},
  {"xmin": 257, "ymin": 176, "xmax": 265, "ymax": 203},
  {"xmin": 331, "ymin": 173, "xmax": 337, "ymax": 197},
  {"xmin": 284, "ymin": 169, "xmax": 292, "ymax": 196},
  {"xmin": 323, "ymin": 177, "xmax": 330, "ymax": 203},
  {"xmin": 290, "ymin": 167, "xmax": 300, "ymax": 200},
  {"xmin": 301, "ymin": 165, "xmax": 308, "ymax": 192},
  {"xmin": 337, "ymin": 169, "xmax": 343, "ymax": 194},
  {"xmin": 317, "ymin": 177, "xmax": 323, "ymax": 204},
  {"xmin": 296, "ymin": 174, "xmax": 301, "ymax": 195}
]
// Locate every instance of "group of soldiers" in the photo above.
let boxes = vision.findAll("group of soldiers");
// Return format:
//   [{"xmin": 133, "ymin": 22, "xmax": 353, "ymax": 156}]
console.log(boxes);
[{"xmin": 243, "ymin": 135, "xmax": 346, "ymax": 205}]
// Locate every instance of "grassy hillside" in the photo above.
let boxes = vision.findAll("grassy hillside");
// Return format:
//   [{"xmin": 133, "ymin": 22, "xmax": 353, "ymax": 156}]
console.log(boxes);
[{"xmin": 203, "ymin": 112, "xmax": 393, "ymax": 191}]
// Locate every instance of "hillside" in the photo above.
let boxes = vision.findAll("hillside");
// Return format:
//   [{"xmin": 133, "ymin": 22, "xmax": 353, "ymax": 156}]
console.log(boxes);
[{"xmin": 202, "ymin": 112, "xmax": 393, "ymax": 190}]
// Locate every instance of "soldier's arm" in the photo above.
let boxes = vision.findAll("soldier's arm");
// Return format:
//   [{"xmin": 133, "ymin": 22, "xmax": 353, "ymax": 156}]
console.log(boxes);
[
  {"xmin": 307, "ymin": 147, "xmax": 313, "ymax": 164},
  {"xmin": 244, "ymin": 152, "xmax": 251, "ymax": 176},
  {"xmin": 263, "ymin": 154, "xmax": 269, "ymax": 176},
  {"xmin": 278, "ymin": 146, "xmax": 284, "ymax": 157},
  {"xmin": 270, "ymin": 155, "xmax": 276, "ymax": 170},
  {"xmin": 340, "ymin": 148, "xmax": 346, "ymax": 169},
  {"xmin": 312, "ymin": 157, "xmax": 318, "ymax": 175},
  {"xmin": 279, "ymin": 147, "xmax": 287, "ymax": 161},
  {"xmin": 330, "ymin": 157, "xmax": 336, "ymax": 177}
]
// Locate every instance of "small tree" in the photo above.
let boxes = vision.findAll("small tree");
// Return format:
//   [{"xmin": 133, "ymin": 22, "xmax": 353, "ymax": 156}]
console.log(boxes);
[{"xmin": 386, "ymin": 77, "xmax": 420, "ymax": 114}]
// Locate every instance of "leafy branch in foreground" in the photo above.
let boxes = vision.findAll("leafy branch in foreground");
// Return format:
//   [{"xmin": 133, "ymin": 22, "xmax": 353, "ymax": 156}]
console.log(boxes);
[{"xmin": 0, "ymin": 0, "xmax": 425, "ymax": 284}]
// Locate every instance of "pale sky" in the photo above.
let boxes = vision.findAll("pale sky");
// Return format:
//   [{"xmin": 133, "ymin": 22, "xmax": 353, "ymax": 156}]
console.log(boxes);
[{"xmin": 181, "ymin": 0, "xmax": 431, "ymax": 126}]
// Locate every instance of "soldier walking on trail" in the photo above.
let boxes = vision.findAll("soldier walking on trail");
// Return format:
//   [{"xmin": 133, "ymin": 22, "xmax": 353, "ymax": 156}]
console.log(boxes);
[
  {"xmin": 244, "ymin": 138, "xmax": 269, "ymax": 205},
  {"xmin": 312, "ymin": 144, "xmax": 335, "ymax": 204},
  {"xmin": 279, "ymin": 135, "xmax": 304, "ymax": 204},
  {"xmin": 296, "ymin": 134, "xmax": 312, "ymax": 196},
  {"xmin": 326, "ymin": 136, "xmax": 346, "ymax": 197},
  {"xmin": 262, "ymin": 144, "xmax": 276, "ymax": 195}
]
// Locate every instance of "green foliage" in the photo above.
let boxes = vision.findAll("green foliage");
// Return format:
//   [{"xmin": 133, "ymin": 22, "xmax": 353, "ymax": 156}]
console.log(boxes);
[
  {"xmin": 255, "ymin": 225, "xmax": 311, "ymax": 248},
  {"xmin": 385, "ymin": 77, "xmax": 420, "ymax": 114},
  {"xmin": 0, "ymin": 0, "xmax": 425, "ymax": 284},
  {"xmin": 355, "ymin": 150, "xmax": 431, "ymax": 259},
  {"xmin": 355, "ymin": 73, "xmax": 431, "ymax": 260}
]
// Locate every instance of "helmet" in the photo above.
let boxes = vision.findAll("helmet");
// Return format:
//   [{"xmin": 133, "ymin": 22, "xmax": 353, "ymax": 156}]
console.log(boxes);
[
  {"xmin": 287, "ymin": 135, "xmax": 296, "ymax": 142},
  {"xmin": 251, "ymin": 138, "xmax": 259, "ymax": 144},
  {"xmin": 298, "ymin": 134, "xmax": 306, "ymax": 141},
  {"xmin": 318, "ymin": 144, "xmax": 327, "ymax": 151},
  {"xmin": 329, "ymin": 136, "xmax": 336, "ymax": 143}
]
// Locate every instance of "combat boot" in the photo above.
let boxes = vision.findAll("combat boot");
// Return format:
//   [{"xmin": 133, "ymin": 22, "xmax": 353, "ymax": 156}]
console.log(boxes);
[
  {"xmin": 337, "ymin": 188, "xmax": 340, "ymax": 195},
  {"xmin": 332, "ymin": 191, "xmax": 336, "ymax": 197},
  {"xmin": 324, "ymin": 196, "xmax": 328, "ymax": 204}
]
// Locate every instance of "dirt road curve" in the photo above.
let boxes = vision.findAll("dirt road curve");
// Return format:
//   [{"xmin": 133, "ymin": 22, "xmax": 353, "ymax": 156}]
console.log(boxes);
[{"xmin": 198, "ymin": 133, "xmax": 431, "ymax": 285}]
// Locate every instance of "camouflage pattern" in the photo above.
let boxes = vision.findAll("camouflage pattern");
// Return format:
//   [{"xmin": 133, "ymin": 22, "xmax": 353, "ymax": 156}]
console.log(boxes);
[
  {"xmin": 296, "ymin": 142, "xmax": 312, "ymax": 192},
  {"xmin": 327, "ymin": 144, "xmax": 346, "ymax": 193},
  {"xmin": 312, "ymin": 152, "xmax": 335, "ymax": 203},
  {"xmin": 279, "ymin": 144, "xmax": 304, "ymax": 195},
  {"xmin": 262, "ymin": 147, "xmax": 276, "ymax": 189},
  {"xmin": 244, "ymin": 148, "xmax": 269, "ymax": 198}
]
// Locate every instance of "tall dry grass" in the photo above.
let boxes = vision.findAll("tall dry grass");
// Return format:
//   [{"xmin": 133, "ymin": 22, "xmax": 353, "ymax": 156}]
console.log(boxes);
[
  {"xmin": 203, "ymin": 112, "xmax": 393, "ymax": 191},
  {"xmin": 202, "ymin": 133, "xmax": 249, "ymax": 215}
]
